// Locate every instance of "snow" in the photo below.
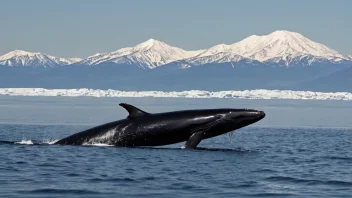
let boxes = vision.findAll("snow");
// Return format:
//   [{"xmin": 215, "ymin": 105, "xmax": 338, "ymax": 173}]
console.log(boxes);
[
  {"xmin": 81, "ymin": 29, "xmax": 350, "ymax": 68},
  {"xmin": 181, "ymin": 52, "xmax": 253, "ymax": 67},
  {"xmin": 2, "ymin": 30, "xmax": 350, "ymax": 68},
  {"xmin": 0, "ymin": 50, "xmax": 81, "ymax": 67},
  {"xmin": 189, "ymin": 30, "xmax": 349, "ymax": 66},
  {"xmin": 66, "ymin": 57, "xmax": 82, "ymax": 64},
  {"xmin": 79, "ymin": 39, "xmax": 204, "ymax": 69},
  {"xmin": 231, "ymin": 30, "xmax": 345, "ymax": 62},
  {"xmin": 1, "ymin": 88, "xmax": 352, "ymax": 101}
]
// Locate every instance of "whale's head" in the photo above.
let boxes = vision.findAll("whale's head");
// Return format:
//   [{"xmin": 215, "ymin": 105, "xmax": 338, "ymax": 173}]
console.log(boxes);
[
  {"xmin": 222, "ymin": 109, "xmax": 265, "ymax": 125},
  {"xmin": 200, "ymin": 108, "xmax": 266, "ymax": 138}
]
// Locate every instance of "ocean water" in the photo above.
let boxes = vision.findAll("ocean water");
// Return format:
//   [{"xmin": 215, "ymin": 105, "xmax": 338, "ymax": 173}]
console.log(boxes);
[{"xmin": 0, "ymin": 96, "xmax": 352, "ymax": 197}]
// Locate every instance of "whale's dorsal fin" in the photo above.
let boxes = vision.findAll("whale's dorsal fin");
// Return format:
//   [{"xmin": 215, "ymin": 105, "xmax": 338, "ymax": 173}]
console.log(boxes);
[{"xmin": 119, "ymin": 103, "xmax": 150, "ymax": 118}]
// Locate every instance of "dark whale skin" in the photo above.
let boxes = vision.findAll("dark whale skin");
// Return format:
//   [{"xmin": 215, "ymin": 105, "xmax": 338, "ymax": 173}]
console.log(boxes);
[{"xmin": 55, "ymin": 104, "xmax": 265, "ymax": 148}]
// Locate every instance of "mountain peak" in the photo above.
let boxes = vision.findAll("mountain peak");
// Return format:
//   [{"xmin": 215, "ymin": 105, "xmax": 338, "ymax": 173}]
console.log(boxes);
[
  {"xmin": 133, "ymin": 39, "xmax": 168, "ymax": 51},
  {"xmin": 145, "ymin": 38, "xmax": 157, "ymax": 44},
  {"xmin": 270, "ymin": 30, "xmax": 298, "ymax": 35},
  {"xmin": 81, "ymin": 39, "xmax": 203, "ymax": 69},
  {"xmin": 267, "ymin": 30, "xmax": 310, "ymax": 42},
  {"xmin": 230, "ymin": 30, "xmax": 344, "ymax": 63},
  {"xmin": 140, "ymin": 38, "xmax": 157, "ymax": 45},
  {"xmin": 1, "ymin": 50, "xmax": 39, "ymax": 59},
  {"xmin": 184, "ymin": 30, "xmax": 348, "ymax": 66},
  {"xmin": 4, "ymin": 30, "xmax": 349, "ymax": 68},
  {"xmin": 0, "ymin": 50, "xmax": 80, "ymax": 67}
]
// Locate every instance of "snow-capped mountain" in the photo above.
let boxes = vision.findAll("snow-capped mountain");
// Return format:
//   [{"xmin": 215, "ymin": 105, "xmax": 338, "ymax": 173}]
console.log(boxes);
[
  {"xmin": 159, "ymin": 30, "xmax": 350, "ymax": 67},
  {"xmin": 78, "ymin": 39, "xmax": 204, "ymax": 69},
  {"xmin": 1, "ymin": 30, "xmax": 351, "ymax": 93},
  {"xmin": 183, "ymin": 30, "xmax": 349, "ymax": 66},
  {"xmin": 176, "ymin": 52, "xmax": 258, "ymax": 68},
  {"xmin": 236, "ymin": 31, "xmax": 348, "ymax": 66},
  {"xmin": 66, "ymin": 57, "xmax": 82, "ymax": 64},
  {"xmin": 2, "ymin": 30, "xmax": 350, "ymax": 69},
  {"xmin": 0, "ymin": 50, "xmax": 81, "ymax": 67},
  {"xmin": 232, "ymin": 30, "xmax": 345, "ymax": 61}
]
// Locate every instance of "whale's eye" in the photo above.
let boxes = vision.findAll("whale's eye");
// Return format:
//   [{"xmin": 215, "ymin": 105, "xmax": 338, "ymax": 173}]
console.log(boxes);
[{"xmin": 216, "ymin": 115, "xmax": 222, "ymax": 119}]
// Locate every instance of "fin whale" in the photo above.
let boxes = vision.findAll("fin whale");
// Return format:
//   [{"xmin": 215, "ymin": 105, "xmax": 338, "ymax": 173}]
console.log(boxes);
[{"xmin": 55, "ymin": 103, "xmax": 265, "ymax": 149}]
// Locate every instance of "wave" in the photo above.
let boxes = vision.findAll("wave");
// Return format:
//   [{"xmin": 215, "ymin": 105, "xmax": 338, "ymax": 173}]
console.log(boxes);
[
  {"xmin": 0, "ymin": 139, "xmax": 59, "ymax": 145},
  {"xmin": 265, "ymin": 176, "xmax": 352, "ymax": 186},
  {"xmin": 0, "ymin": 139, "xmax": 251, "ymax": 152},
  {"xmin": 0, "ymin": 88, "xmax": 352, "ymax": 100},
  {"xmin": 0, "ymin": 140, "xmax": 16, "ymax": 145},
  {"xmin": 2, "ymin": 139, "xmax": 114, "ymax": 147},
  {"xmin": 20, "ymin": 189, "xmax": 101, "ymax": 195}
]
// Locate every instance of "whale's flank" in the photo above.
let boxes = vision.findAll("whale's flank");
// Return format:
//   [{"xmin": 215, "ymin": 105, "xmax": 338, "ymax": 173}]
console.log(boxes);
[{"xmin": 55, "ymin": 104, "xmax": 265, "ymax": 148}]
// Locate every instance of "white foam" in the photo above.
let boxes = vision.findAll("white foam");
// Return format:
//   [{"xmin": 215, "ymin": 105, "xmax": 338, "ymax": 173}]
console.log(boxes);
[{"xmin": 15, "ymin": 140, "xmax": 34, "ymax": 145}]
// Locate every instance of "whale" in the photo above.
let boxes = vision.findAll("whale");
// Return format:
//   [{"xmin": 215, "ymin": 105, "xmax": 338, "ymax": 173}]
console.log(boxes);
[{"xmin": 55, "ymin": 103, "xmax": 266, "ymax": 149}]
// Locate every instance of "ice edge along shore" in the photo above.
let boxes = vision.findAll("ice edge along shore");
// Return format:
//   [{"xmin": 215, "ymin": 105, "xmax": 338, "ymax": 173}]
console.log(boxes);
[{"xmin": 0, "ymin": 88, "xmax": 352, "ymax": 101}]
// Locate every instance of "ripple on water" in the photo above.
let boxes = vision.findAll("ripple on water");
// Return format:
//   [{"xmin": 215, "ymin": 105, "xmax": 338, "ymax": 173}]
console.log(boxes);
[
  {"xmin": 323, "ymin": 156, "xmax": 352, "ymax": 162},
  {"xmin": 265, "ymin": 176, "xmax": 352, "ymax": 187},
  {"xmin": 88, "ymin": 177, "xmax": 136, "ymax": 182},
  {"xmin": 251, "ymin": 168, "xmax": 278, "ymax": 174},
  {"xmin": 1, "ymin": 125, "xmax": 352, "ymax": 198},
  {"xmin": 20, "ymin": 189, "xmax": 102, "ymax": 195},
  {"xmin": 248, "ymin": 192, "xmax": 296, "ymax": 197}
]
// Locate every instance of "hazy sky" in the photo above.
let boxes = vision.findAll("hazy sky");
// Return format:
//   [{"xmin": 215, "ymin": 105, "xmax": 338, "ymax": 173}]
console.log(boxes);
[{"xmin": 1, "ymin": 0, "xmax": 351, "ymax": 58}]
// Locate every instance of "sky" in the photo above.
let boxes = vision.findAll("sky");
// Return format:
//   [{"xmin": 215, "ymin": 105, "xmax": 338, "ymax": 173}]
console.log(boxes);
[{"xmin": 0, "ymin": 0, "xmax": 351, "ymax": 58}]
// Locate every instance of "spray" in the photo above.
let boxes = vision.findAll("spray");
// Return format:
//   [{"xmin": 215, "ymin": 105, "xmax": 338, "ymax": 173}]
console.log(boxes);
[{"xmin": 227, "ymin": 131, "xmax": 235, "ymax": 144}]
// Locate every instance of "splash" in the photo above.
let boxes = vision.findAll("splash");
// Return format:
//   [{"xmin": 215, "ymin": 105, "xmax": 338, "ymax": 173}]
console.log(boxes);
[
  {"xmin": 226, "ymin": 131, "xmax": 235, "ymax": 144},
  {"xmin": 15, "ymin": 140, "xmax": 34, "ymax": 145},
  {"xmin": 10, "ymin": 138, "xmax": 113, "ymax": 146},
  {"xmin": 13, "ymin": 139, "xmax": 59, "ymax": 145}
]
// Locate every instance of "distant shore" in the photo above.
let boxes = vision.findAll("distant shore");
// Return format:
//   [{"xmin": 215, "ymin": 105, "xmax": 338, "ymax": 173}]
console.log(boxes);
[{"xmin": 0, "ymin": 88, "xmax": 351, "ymax": 100}]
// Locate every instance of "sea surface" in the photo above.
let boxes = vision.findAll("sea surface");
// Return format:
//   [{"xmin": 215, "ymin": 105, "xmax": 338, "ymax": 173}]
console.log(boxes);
[{"xmin": 0, "ymin": 96, "xmax": 351, "ymax": 197}]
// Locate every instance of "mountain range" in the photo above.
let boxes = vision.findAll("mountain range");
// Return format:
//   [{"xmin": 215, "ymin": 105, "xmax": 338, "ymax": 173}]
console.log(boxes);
[
  {"xmin": 0, "ymin": 50, "xmax": 81, "ymax": 67},
  {"xmin": 0, "ymin": 30, "xmax": 351, "ymax": 92}
]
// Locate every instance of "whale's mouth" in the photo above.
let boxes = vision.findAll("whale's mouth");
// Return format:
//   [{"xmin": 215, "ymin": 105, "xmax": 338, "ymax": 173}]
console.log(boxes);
[
  {"xmin": 257, "ymin": 111, "xmax": 266, "ymax": 120},
  {"xmin": 229, "ymin": 111, "xmax": 265, "ymax": 124}
]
